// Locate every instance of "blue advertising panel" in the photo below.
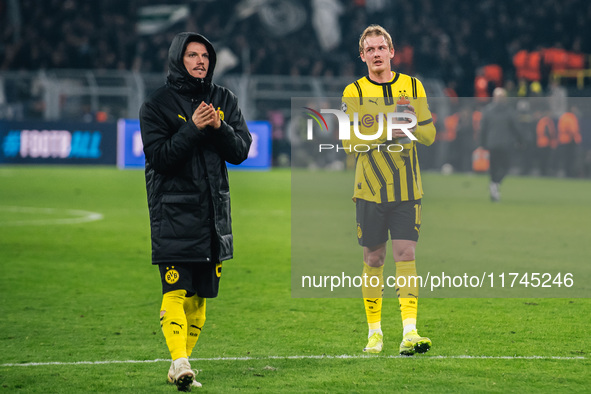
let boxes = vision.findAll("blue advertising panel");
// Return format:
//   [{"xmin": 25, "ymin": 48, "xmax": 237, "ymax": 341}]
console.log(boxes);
[
  {"xmin": 117, "ymin": 119, "xmax": 143, "ymax": 169},
  {"xmin": 117, "ymin": 119, "xmax": 271, "ymax": 170},
  {"xmin": 0, "ymin": 121, "xmax": 116, "ymax": 165}
]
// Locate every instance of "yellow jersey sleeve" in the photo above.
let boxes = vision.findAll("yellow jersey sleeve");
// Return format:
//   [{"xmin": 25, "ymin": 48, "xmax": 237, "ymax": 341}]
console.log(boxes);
[{"xmin": 412, "ymin": 79, "xmax": 436, "ymax": 146}]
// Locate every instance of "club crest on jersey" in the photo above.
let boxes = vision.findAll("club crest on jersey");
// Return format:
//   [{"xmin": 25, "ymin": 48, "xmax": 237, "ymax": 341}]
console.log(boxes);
[
  {"xmin": 216, "ymin": 262, "xmax": 222, "ymax": 278},
  {"xmin": 217, "ymin": 107, "xmax": 224, "ymax": 121},
  {"xmin": 165, "ymin": 266, "xmax": 180, "ymax": 284}
]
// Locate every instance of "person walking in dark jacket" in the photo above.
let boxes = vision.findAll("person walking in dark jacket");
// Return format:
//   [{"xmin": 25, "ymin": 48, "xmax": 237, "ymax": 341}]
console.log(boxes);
[
  {"xmin": 140, "ymin": 32, "xmax": 251, "ymax": 391},
  {"xmin": 479, "ymin": 88, "xmax": 522, "ymax": 202}
]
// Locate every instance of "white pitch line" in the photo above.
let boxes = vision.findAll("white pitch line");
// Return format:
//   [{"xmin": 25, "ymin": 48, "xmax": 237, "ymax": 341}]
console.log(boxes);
[
  {"xmin": 1, "ymin": 354, "xmax": 585, "ymax": 367},
  {"xmin": 0, "ymin": 206, "xmax": 103, "ymax": 226}
]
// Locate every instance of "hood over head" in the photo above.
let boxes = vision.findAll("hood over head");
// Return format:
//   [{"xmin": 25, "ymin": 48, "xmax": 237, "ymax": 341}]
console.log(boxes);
[{"xmin": 166, "ymin": 32, "xmax": 217, "ymax": 95}]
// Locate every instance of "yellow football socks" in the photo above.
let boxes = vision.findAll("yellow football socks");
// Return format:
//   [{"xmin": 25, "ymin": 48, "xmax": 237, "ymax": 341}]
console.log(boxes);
[
  {"xmin": 395, "ymin": 260, "xmax": 418, "ymax": 329},
  {"xmin": 184, "ymin": 295, "xmax": 206, "ymax": 357},
  {"xmin": 160, "ymin": 289, "xmax": 189, "ymax": 360},
  {"xmin": 362, "ymin": 262, "xmax": 384, "ymax": 330}
]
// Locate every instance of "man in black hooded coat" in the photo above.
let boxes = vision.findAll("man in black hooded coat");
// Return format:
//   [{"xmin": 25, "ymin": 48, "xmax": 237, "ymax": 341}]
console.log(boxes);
[{"xmin": 140, "ymin": 32, "xmax": 251, "ymax": 391}]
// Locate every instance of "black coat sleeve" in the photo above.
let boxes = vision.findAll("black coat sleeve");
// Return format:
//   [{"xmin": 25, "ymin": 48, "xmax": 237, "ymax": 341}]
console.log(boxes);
[
  {"xmin": 210, "ymin": 95, "xmax": 252, "ymax": 165},
  {"xmin": 140, "ymin": 100, "xmax": 208, "ymax": 173}
]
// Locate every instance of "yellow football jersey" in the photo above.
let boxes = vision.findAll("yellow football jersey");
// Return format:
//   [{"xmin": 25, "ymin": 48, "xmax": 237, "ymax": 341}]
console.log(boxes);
[{"xmin": 342, "ymin": 72, "xmax": 436, "ymax": 203}]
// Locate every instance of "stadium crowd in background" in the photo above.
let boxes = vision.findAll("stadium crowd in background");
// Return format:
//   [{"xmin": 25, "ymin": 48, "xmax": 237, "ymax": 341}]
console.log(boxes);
[
  {"xmin": 2, "ymin": 0, "xmax": 590, "ymax": 92},
  {"xmin": 0, "ymin": 0, "xmax": 590, "ymax": 177}
]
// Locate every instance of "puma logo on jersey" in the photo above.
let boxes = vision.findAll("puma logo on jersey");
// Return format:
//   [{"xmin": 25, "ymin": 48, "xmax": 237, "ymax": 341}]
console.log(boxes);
[
  {"xmin": 368, "ymin": 99, "xmax": 378, "ymax": 105},
  {"xmin": 178, "ymin": 114, "xmax": 187, "ymax": 122}
]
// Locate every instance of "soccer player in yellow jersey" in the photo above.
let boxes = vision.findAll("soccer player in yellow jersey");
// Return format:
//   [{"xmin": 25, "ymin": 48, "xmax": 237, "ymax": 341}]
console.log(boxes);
[{"xmin": 341, "ymin": 25, "xmax": 436, "ymax": 355}]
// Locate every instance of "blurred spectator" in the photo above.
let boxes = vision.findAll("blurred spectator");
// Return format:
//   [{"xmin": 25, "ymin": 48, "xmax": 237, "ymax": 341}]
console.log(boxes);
[
  {"xmin": 515, "ymin": 98, "xmax": 536, "ymax": 175},
  {"xmin": 268, "ymin": 109, "xmax": 291, "ymax": 166},
  {"xmin": 557, "ymin": 106, "xmax": 582, "ymax": 177},
  {"xmin": 548, "ymin": 78, "xmax": 568, "ymax": 118},
  {"xmin": 516, "ymin": 78, "xmax": 529, "ymax": 97},
  {"xmin": 529, "ymin": 81, "xmax": 543, "ymax": 97},
  {"xmin": 535, "ymin": 111, "xmax": 558, "ymax": 176},
  {"xmin": 474, "ymin": 68, "xmax": 491, "ymax": 101},
  {"xmin": 479, "ymin": 88, "xmax": 522, "ymax": 202}
]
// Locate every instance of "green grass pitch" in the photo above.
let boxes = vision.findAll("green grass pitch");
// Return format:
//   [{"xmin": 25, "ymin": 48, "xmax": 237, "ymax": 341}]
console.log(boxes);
[{"xmin": 0, "ymin": 166, "xmax": 589, "ymax": 392}]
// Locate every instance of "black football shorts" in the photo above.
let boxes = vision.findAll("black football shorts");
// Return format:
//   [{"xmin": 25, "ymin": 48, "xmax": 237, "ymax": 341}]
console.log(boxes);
[
  {"xmin": 356, "ymin": 198, "xmax": 421, "ymax": 247},
  {"xmin": 159, "ymin": 262, "xmax": 222, "ymax": 298}
]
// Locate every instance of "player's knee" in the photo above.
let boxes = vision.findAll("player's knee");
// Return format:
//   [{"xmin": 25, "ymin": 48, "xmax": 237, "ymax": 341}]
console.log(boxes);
[
  {"xmin": 364, "ymin": 245, "xmax": 386, "ymax": 267},
  {"xmin": 392, "ymin": 240, "xmax": 416, "ymax": 262},
  {"xmin": 394, "ymin": 248, "xmax": 415, "ymax": 262},
  {"xmin": 366, "ymin": 253, "xmax": 385, "ymax": 267}
]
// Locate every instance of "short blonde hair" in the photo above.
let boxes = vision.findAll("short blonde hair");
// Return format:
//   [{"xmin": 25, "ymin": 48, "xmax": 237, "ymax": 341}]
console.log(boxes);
[{"xmin": 359, "ymin": 24, "xmax": 393, "ymax": 54}]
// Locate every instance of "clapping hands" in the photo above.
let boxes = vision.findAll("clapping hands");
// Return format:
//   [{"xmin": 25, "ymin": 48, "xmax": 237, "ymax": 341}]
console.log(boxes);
[{"xmin": 192, "ymin": 102, "xmax": 221, "ymax": 130}]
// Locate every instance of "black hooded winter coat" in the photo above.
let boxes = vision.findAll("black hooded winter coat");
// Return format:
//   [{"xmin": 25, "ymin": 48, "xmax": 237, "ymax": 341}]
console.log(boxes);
[{"xmin": 140, "ymin": 32, "xmax": 252, "ymax": 265}]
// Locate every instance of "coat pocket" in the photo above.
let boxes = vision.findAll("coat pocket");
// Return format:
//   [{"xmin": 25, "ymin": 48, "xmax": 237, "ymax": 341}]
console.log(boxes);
[
  {"xmin": 159, "ymin": 194, "xmax": 208, "ymax": 239},
  {"xmin": 214, "ymin": 190, "xmax": 231, "ymax": 236}
]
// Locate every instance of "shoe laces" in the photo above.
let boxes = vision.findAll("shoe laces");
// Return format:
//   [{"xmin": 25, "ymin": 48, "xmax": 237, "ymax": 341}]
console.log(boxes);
[
  {"xmin": 367, "ymin": 332, "xmax": 382, "ymax": 346},
  {"xmin": 404, "ymin": 330, "xmax": 420, "ymax": 340}
]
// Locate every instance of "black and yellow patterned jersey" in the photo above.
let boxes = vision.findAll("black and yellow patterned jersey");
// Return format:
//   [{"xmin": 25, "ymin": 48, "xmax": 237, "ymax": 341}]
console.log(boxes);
[{"xmin": 342, "ymin": 72, "xmax": 436, "ymax": 203}]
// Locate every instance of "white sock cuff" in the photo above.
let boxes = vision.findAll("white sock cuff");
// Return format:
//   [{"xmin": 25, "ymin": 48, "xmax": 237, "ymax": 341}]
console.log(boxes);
[
  {"xmin": 403, "ymin": 324, "xmax": 416, "ymax": 336},
  {"xmin": 368, "ymin": 328, "xmax": 383, "ymax": 338}
]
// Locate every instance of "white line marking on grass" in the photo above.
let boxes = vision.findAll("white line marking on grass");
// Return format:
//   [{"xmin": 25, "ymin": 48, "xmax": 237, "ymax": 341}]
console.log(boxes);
[
  {"xmin": 1, "ymin": 354, "xmax": 585, "ymax": 367},
  {"xmin": 0, "ymin": 206, "xmax": 103, "ymax": 226}
]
